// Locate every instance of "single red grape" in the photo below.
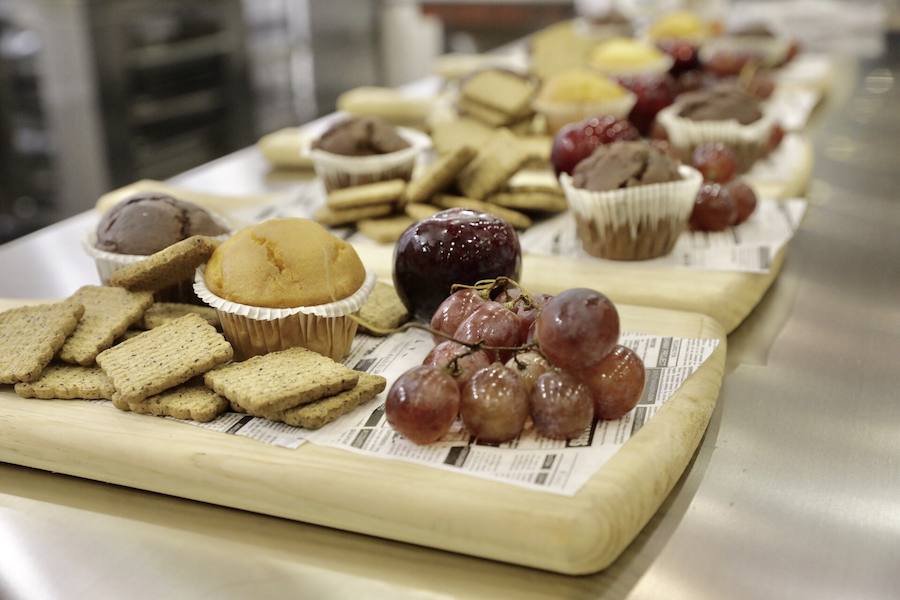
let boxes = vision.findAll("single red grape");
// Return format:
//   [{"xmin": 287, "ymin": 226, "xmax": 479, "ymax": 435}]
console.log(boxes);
[
  {"xmin": 726, "ymin": 180, "xmax": 757, "ymax": 225},
  {"xmin": 690, "ymin": 183, "xmax": 737, "ymax": 231},
  {"xmin": 578, "ymin": 345, "xmax": 645, "ymax": 420},
  {"xmin": 692, "ymin": 142, "xmax": 738, "ymax": 183},
  {"xmin": 530, "ymin": 371, "xmax": 594, "ymax": 440},
  {"xmin": 766, "ymin": 124, "xmax": 785, "ymax": 154},
  {"xmin": 705, "ymin": 51, "xmax": 752, "ymax": 78},
  {"xmin": 657, "ymin": 39, "xmax": 700, "ymax": 75},
  {"xmin": 460, "ymin": 363, "xmax": 529, "ymax": 443},
  {"xmin": 386, "ymin": 366, "xmax": 460, "ymax": 444},
  {"xmin": 423, "ymin": 341, "xmax": 492, "ymax": 387},
  {"xmin": 431, "ymin": 288, "xmax": 486, "ymax": 342},
  {"xmin": 551, "ymin": 116, "xmax": 640, "ymax": 176},
  {"xmin": 616, "ymin": 73, "xmax": 677, "ymax": 135},
  {"xmin": 535, "ymin": 288, "xmax": 620, "ymax": 372},
  {"xmin": 454, "ymin": 301, "xmax": 524, "ymax": 361},
  {"xmin": 505, "ymin": 351, "xmax": 551, "ymax": 393},
  {"xmin": 514, "ymin": 292, "xmax": 552, "ymax": 342}
]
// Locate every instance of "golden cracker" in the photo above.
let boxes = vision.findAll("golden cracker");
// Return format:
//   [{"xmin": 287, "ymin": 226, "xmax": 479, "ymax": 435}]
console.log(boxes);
[
  {"xmin": 143, "ymin": 302, "xmax": 219, "ymax": 330},
  {"xmin": 358, "ymin": 282, "xmax": 410, "ymax": 335},
  {"xmin": 357, "ymin": 216, "xmax": 415, "ymax": 244},
  {"xmin": 430, "ymin": 118, "xmax": 493, "ymax": 157},
  {"xmin": 461, "ymin": 70, "xmax": 537, "ymax": 118},
  {"xmin": 128, "ymin": 383, "xmax": 227, "ymax": 423},
  {"xmin": 314, "ymin": 204, "xmax": 393, "ymax": 227},
  {"xmin": 0, "ymin": 301, "xmax": 84, "ymax": 384},
  {"xmin": 457, "ymin": 96, "xmax": 515, "ymax": 128},
  {"xmin": 403, "ymin": 146, "xmax": 476, "ymax": 204},
  {"xmin": 505, "ymin": 169, "xmax": 561, "ymax": 194},
  {"xmin": 14, "ymin": 364, "xmax": 115, "ymax": 400},
  {"xmin": 326, "ymin": 179, "xmax": 406, "ymax": 210},
  {"xmin": 108, "ymin": 236, "xmax": 220, "ymax": 293},
  {"xmin": 59, "ymin": 286, "xmax": 153, "ymax": 365},
  {"xmin": 488, "ymin": 191, "xmax": 568, "ymax": 213},
  {"xmin": 204, "ymin": 346, "xmax": 358, "ymax": 414},
  {"xmin": 97, "ymin": 313, "xmax": 233, "ymax": 404},
  {"xmin": 433, "ymin": 194, "xmax": 533, "ymax": 229},
  {"xmin": 404, "ymin": 203, "xmax": 441, "ymax": 221},
  {"xmin": 456, "ymin": 129, "xmax": 530, "ymax": 200},
  {"xmin": 275, "ymin": 372, "xmax": 386, "ymax": 429}
]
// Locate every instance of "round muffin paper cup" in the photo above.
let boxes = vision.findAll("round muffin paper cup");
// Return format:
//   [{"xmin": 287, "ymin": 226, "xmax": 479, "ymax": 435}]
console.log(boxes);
[
  {"xmin": 534, "ymin": 91, "xmax": 637, "ymax": 134},
  {"xmin": 194, "ymin": 268, "xmax": 377, "ymax": 361},
  {"xmin": 591, "ymin": 55, "xmax": 675, "ymax": 78},
  {"xmin": 699, "ymin": 36, "xmax": 792, "ymax": 69},
  {"xmin": 560, "ymin": 165, "xmax": 703, "ymax": 261},
  {"xmin": 308, "ymin": 127, "xmax": 431, "ymax": 192},
  {"xmin": 656, "ymin": 102, "xmax": 776, "ymax": 171}
]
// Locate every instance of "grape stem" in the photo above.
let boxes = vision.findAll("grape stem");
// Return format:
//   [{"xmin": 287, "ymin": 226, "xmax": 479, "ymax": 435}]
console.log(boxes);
[{"xmin": 451, "ymin": 276, "xmax": 538, "ymax": 312}]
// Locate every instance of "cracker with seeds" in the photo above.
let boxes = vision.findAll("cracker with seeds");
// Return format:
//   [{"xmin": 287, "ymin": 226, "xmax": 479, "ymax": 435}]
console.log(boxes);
[
  {"xmin": 128, "ymin": 383, "xmax": 227, "ymax": 423},
  {"xmin": 0, "ymin": 301, "xmax": 84, "ymax": 384},
  {"xmin": 358, "ymin": 282, "xmax": 410, "ymax": 335},
  {"xmin": 456, "ymin": 129, "xmax": 530, "ymax": 200},
  {"xmin": 14, "ymin": 364, "xmax": 115, "ymax": 400},
  {"xmin": 405, "ymin": 203, "xmax": 441, "ymax": 221},
  {"xmin": 143, "ymin": 302, "xmax": 219, "ymax": 330},
  {"xmin": 97, "ymin": 313, "xmax": 233, "ymax": 404},
  {"xmin": 204, "ymin": 346, "xmax": 358, "ymax": 414},
  {"xmin": 326, "ymin": 179, "xmax": 406, "ymax": 211},
  {"xmin": 314, "ymin": 204, "xmax": 393, "ymax": 227},
  {"xmin": 357, "ymin": 216, "xmax": 416, "ymax": 244},
  {"xmin": 433, "ymin": 194, "xmax": 533, "ymax": 229},
  {"xmin": 119, "ymin": 330, "xmax": 144, "ymax": 342},
  {"xmin": 461, "ymin": 70, "xmax": 537, "ymax": 118},
  {"xmin": 271, "ymin": 372, "xmax": 386, "ymax": 429},
  {"xmin": 403, "ymin": 146, "xmax": 476, "ymax": 204},
  {"xmin": 431, "ymin": 118, "xmax": 493, "ymax": 157},
  {"xmin": 59, "ymin": 286, "xmax": 153, "ymax": 365},
  {"xmin": 457, "ymin": 97, "xmax": 515, "ymax": 128},
  {"xmin": 108, "ymin": 236, "xmax": 220, "ymax": 293},
  {"xmin": 505, "ymin": 169, "xmax": 562, "ymax": 194},
  {"xmin": 487, "ymin": 191, "xmax": 568, "ymax": 213}
]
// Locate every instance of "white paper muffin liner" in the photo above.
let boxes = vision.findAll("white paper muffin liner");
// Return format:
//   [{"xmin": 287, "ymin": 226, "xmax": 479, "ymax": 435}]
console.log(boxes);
[
  {"xmin": 194, "ymin": 268, "xmax": 376, "ymax": 360},
  {"xmin": 533, "ymin": 91, "xmax": 637, "ymax": 134},
  {"xmin": 309, "ymin": 127, "xmax": 431, "ymax": 191},
  {"xmin": 699, "ymin": 36, "xmax": 791, "ymax": 69},
  {"xmin": 656, "ymin": 100, "xmax": 775, "ymax": 169},
  {"xmin": 561, "ymin": 165, "xmax": 703, "ymax": 239},
  {"xmin": 591, "ymin": 55, "xmax": 674, "ymax": 78}
]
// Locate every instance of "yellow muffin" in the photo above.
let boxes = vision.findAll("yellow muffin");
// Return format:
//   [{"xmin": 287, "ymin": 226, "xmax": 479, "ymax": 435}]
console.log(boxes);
[
  {"xmin": 538, "ymin": 69, "xmax": 628, "ymax": 103},
  {"xmin": 589, "ymin": 38, "xmax": 668, "ymax": 74},
  {"xmin": 648, "ymin": 11, "xmax": 711, "ymax": 41},
  {"xmin": 206, "ymin": 218, "xmax": 365, "ymax": 308}
]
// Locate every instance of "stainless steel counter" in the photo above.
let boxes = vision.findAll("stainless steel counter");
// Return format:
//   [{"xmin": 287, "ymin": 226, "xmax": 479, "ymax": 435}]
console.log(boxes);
[{"xmin": 2, "ymin": 37, "xmax": 900, "ymax": 599}]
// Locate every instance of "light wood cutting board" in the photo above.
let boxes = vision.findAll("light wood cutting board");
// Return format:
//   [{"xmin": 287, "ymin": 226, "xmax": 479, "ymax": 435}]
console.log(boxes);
[{"xmin": 0, "ymin": 298, "xmax": 725, "ymax": 575}]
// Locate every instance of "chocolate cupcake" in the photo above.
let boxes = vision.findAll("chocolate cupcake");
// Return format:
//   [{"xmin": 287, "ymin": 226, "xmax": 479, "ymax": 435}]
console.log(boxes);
[
  {"xmin": 656, "ymin": 84, "xmax": 775, "ymax": 172},
  {"xmin": 560, "ymin": 141, "xmax": 702, "ymax": 260},
  {"xmin": 309, "ymin": 116, "xmax": 428, "ymax": 191}
]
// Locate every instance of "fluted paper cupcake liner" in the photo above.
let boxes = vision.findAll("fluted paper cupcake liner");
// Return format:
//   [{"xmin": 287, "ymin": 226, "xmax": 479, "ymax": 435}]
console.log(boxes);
[
  {"xmin": 560, "ymin": 165, "xmax": 702, "ymax": 260},
  {"xmin": 309, "ymin": 127, "xmax": 431, "ymax": 192},
  {"xmin": 194, "ymin": 269, "xmax": 376, "ymax": 360},
  {"xmin": 534, "ymin": 91, "xmax": 638, "ymax": 134},
  {"xmin": 699, "ymin": 36, "xmax": 791, "ymax": 69}
]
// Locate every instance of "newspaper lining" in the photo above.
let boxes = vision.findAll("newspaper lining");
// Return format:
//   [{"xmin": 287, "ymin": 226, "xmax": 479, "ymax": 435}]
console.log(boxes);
[
  {"xmin": 520, "ymin": 198, "xmax": 806, "ymax": 274},
  {"xmin": 91, "ymin": 327, "xmax": 718, "ymax": 496}
]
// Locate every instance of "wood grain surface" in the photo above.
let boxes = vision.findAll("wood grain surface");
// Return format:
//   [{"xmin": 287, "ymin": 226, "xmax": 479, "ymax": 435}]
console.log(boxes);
[{"xmin": 0, "ymin": 298, "xmax": 725, "ymax": 575}]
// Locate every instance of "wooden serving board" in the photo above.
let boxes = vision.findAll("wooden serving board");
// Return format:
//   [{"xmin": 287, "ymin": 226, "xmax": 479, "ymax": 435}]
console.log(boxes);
[
  {"xmin": 354, "ymin": 242, "xmax": 785, "ymax": 334},
  {"xmin": 0, "ymin": 298, "xmax": 725, "ymax": 575}
]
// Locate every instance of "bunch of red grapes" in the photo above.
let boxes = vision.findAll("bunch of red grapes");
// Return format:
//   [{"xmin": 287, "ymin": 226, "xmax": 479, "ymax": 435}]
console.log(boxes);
[
  {"xmin": 688, "ymin": 142, "xmax": 759, "ymax": 231},
  {"xmin": 385, "ymin": 282, "xmax": 646, "ymax": 445}
]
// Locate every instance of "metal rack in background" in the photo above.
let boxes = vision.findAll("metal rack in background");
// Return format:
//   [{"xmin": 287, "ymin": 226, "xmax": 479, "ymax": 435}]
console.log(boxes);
[{"xmin": 0, "ymin": 0, "xmax": 309, "ymax": 244}]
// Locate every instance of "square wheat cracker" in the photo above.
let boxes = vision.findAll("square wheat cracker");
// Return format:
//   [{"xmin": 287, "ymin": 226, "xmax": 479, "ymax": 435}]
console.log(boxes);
[
  {"xmin": 403, "ymin": 145, "xmax": 476, "ymax": 204},
  {"xmin": 14, "ymin": 364, "xmax": 115, "ymax": 400},
  {"xmin": 59, "ymin": 285, "xmax": 153, "ymax": 365},
  {"xmin": 97, "ymin": 313, "xmax": 232, "ymax": 404},
  {"xmin": 108, "ymin": 235, "xmax": 219, "ymax": 293},
  {"xmin": 204, "ymin": 346, "xmax": 358, "ymax": 414},
  {"xmin": 143, "ymin": 302, "xmax": 219, "ymax": 329},
  {"xmin": 456, "ymin": 129, "xmax": 530, "ymax": 200},
  {"xmin": 327, "ymin": 179, "xmax": 406, "ymax": 210},
  {"xmin": 0, "ymin": 301, "xmax": 84, "ymax": 384},
  {"xmin": 269, "ymin": 372, "xmax": 386, "ymax": 429},
  {"xmin": 358, "ymin": 282, "xmax": 409, "ymax": 334},
  {"xmin": 128, "ymin": 383, "xmax": 227, "ymax": 422}
]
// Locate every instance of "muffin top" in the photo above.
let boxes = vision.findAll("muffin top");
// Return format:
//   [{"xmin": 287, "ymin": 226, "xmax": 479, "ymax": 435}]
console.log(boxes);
[
  {"xmin": 96, "ymin": 193, "xmax": 228, "ymax": 255},
  {"xmin": 538, "ymin": 69, "xmax": 628, "ymax": 104},
  {"xmin": 573, "ymin": 141, "xmax": 681, "ymax": 192},
  {"xmin": 204, "ymin": 218, "xmax": 366, "ymax": 308},
  {"xmin": 590, "ymin": 38, "xmax": 667, "ymax": 71},
  {"xmin": 313, "ymin": 116, "xmax": 410, "ymax": 156},
  {"xmin": 677, "ymin": 84, "xmax": 763, "ymax": 124},
  {"xmin": 648, "ymin": 11, "xmax": 710, "ymax": 40}
]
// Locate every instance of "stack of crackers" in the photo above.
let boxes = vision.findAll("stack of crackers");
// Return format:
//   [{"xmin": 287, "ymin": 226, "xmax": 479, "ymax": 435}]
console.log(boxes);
[
  {"xmin": 1, "ymin": 234, "xmax": 390, "ymax": 429},
  {"xmin": 458, "ymin": 69, "xmax": 538, "ymax": 132}
]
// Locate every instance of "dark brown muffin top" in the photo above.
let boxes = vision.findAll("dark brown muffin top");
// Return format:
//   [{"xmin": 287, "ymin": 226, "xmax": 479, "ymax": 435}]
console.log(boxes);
[
  {"xmin": 573, "ymin": 141, "xmax": 681, "ymax": 192},
  {"xmin": 313, "ymin": 116, "xmax": 410, "ymax": 156}
]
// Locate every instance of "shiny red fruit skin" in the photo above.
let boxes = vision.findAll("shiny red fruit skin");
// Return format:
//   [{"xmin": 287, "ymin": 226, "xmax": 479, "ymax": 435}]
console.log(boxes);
[
  {"xmin": 385, "ymin": 366, "xmax": 460, "ymax": 445},
  {"xmin": 690, "ymin": 183, "xmax": 737, "ymax": 231},
  {"xmin": 423, "ymin": 341, "xmax": 492, "ymax": 387},
  {"xmin": 705, "ymin": 51, "xmax": 752, "ymax": 78},
  {"xmin": 534, "ymin": 288, "xmax": 620, "ymax": 372},
  {"xmin": 616, "ymin": 73, "xmax": 677, "ymax": 135},
  {"xmin": 766, "ymin": 124, "xmax": 785, "ymax": 154},
  {"xmin": 726, "ymin": 180, "xmax": 758, "ymax": 225},
  {"xmin": 657, "ymin": 39, "xmax": 700, "ymax": 75},
  {"xmin": 514, "ymin": 292, "xmax": 552, "ymax": 342},
  {"xmin": 430, "ymin": 289, "xmax": 486, "ymax": 342},
  {"xmin": 460, "ymin": 363, "xmax": 529, "ymax": 443},
  {"xmin": 551, "ymin": 116, "xmax": 640, "ymax": 176},
  {"xmin": 454, "ymin": 301, "xmax": 524, "ymax": 362},
  {"xmin": 692, "ymin": 142, "xmax": 738, "ymax": 183},
  {"xmin": 530, "ymin": 371, "xmax": 595, "ymax": 440},
  {"xmin": 578, "ymin": 345, "xmax": 646, "ymax": 420},
  {"xmin": 394, "ymin": 208, "xmax": 521, "ymax": 321}
]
